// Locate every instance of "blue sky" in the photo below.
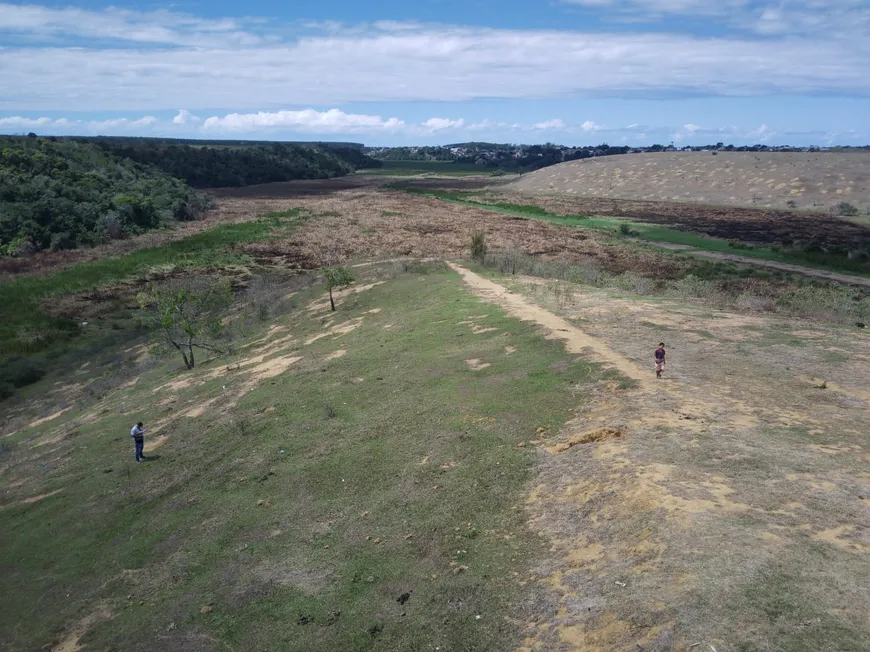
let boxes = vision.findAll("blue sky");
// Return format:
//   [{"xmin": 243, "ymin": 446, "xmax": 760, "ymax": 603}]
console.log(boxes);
[{"xmin": 1, "ymin": 0, "xmax": 869, "ymax": 146}]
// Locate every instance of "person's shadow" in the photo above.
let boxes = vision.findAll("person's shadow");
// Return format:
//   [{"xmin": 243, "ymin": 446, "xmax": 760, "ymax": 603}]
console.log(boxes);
[{"xmin": 141, "ymin": 455, "xmax": 161, "ymax": 462}]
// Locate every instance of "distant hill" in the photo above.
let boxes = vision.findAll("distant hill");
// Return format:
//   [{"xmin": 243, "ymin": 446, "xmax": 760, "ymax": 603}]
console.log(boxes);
[
  {"xmin": 507, "ymin": 151, "xmax": 870, "ymax": 212},
  {"xmin": 87, "ymin": 138, "xmax": 381, "ymax": 189},
  {"xmin": 0, "ymin": 136, "xmax": 207, "ymax": 255}
]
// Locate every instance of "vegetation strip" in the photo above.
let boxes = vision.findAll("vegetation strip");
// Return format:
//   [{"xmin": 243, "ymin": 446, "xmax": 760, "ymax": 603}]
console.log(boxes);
[{"xmin": 391, "ymin": 184, "xmax": 870, "ymax": 279}]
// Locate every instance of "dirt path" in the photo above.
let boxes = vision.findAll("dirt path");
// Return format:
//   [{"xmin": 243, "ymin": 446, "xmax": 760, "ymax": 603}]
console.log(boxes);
[
  {"xmin": 446, "ymin": 263, "xmax": 648, "ymax": 385},
  {"xmin": 450, "ymin": 262, "xmax": 870, "ymax": 651}
]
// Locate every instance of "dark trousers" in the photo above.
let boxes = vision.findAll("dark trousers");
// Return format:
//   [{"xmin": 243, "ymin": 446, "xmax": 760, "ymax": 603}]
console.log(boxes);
[{"xmin": 134, "ymin": 437, "xmax": 144, "ymax": 462}]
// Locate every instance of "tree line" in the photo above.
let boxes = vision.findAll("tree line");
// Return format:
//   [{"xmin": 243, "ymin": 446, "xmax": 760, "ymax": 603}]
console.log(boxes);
[
  {"xmin": 88, "ymin": 139, "xmax": 381, "ymax": 188},
  {"xmin": 0, "ymin": 136, "xmax": 210, "ymax": 256}
]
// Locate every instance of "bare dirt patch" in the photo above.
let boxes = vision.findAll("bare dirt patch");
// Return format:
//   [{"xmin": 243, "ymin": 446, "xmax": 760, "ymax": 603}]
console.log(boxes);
[
  {"xmin": 454, "ymin": 264, "xmax": 870, "ymax": 650},
  {"xmin": 27, "ymin": 408, "xmax": 73, "ymax": 430},
  {"xmin": 50, "ymin": 604, "xmax": 111, "ymax": 652}
]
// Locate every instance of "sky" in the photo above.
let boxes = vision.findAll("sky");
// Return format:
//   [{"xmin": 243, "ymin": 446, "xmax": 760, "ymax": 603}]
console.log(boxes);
[{"xmin": 1, "ymin": 0, "xmax": 869, "ymax": 146}]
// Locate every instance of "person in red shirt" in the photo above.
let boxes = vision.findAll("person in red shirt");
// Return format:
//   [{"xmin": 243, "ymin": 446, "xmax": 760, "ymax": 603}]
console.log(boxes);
[{"xmin": 654, "ymin": 343, "xmax": 666, "ymax": 379}]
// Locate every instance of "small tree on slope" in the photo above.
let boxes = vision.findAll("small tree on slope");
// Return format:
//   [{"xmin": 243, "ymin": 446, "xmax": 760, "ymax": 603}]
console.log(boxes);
[
  {"xmin": 137, "ymin": 277, "xmax": 232, "ymax": 369},
  {"xmin": 323, "ymin": 267, "xmax": 355, "ymax": 312}
]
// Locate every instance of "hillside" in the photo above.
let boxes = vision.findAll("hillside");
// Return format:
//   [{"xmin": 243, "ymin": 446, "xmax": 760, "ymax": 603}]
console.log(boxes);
[
  {"xmin": 1, "ymin": 177, "xmax": 870, "ymax": 650},
  {"xmin": 0, "ymin": 136, "xmax": 208, "ymax": 256},
  {"xmin": 91, "ymin": 139, "xmax": 381, "ymax": 188},
  {"xmin": 508, "ymin": 151, "xmax": 870, "ymax": 212}
]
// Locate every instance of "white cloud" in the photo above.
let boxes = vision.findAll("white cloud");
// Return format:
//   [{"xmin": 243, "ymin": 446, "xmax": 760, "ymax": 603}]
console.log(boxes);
[
  {"xmin": 0, "ymin": 9, "xmax": 867, "ymax": 112},
  {"xmin": 560, "ymin": 0, "xmax": 870, "ymax": 37},
  {"xmin": 580, "ymin": 120, "xmax": 602, "ymax": 131},
  {"xmin": 201, "ymin": 108, "xmax": 406, "ymax": 133},
  {"xmin": 0, "ymin": 114, "xmax": 161, "ymax": 134},
  {"xmin": 422, "ymin": 117, "xmax": 465, "ymax": 131},
  {"xmin": 0, "ymin": 115, "xmax": 56, "ymax": 128},
  {"xmin": 533, "ymin": 119, "xmax": 567, "ymax": 130},
  {"xmin": 173, "ymin": 109, "xmax": 200, "ymax": 125},
  {"xmin": 86, "ymin": 116, "xmax": 159, "ymax": 130},
  {"xmin": 0, "ymin": 3, "xmax": 264, "ymax": 47}
]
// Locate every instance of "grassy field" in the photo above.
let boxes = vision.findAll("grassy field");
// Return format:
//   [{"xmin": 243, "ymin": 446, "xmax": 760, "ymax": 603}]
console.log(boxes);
[
  {"xmin": 393, "ymin": 185, "xmax": 870, "ymax": 277},
  {"xmin": 0, "ymin": 264, "xmax": 605, "ymax": 651},
  {"xmin": 0, "ymin": 209, "xmax": 314, "ymax": 362},
  {"xmin": 507, "ymin": 151, "xmax": 870, "ymax": 212}
]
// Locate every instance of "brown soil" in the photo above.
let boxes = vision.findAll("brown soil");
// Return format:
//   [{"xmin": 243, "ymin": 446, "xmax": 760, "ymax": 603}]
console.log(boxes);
[
  {"xmin": 508, "ymin": 151, "xmax": 870, "ymax": 213},
  {"xmin": 452, "ymin": 263, "xmax": 870, "ymax": 651},
  {"xmin": 244, "ymin": 187, "xmax": 681, "ymax": 277}
]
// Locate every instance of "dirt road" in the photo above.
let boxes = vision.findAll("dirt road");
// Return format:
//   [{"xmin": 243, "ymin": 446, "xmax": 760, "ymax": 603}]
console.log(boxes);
[{"xmin": 451, "ymin": 262, "xmax": 870, "ymax": 651}]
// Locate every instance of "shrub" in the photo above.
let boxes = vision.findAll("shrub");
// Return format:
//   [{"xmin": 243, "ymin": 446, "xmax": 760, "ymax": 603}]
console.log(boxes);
[
  {"xmin": 728, "ymin": 240, "xmax": 754, "ymax": 251},
  {"xmin": 613, "ymin": 271, "xmax": 655, "ymax": 295},
  {"xmin": 618, "ymin": 223, "xmax": 632, "ymax": 236},
  {"xmin": 837, "ymin": 202, "xmax": 859, "ymax": 217},
  {"xmin": 670, "ymin": 274, "xmax": 715, "ymax": 299},
  {"xmin": 0, "ymin": 357, "xmax": 46, "ymax": 388},
  {"xmin": 470, "ymin": 231, "xmax": 487, "ymax": 263}
]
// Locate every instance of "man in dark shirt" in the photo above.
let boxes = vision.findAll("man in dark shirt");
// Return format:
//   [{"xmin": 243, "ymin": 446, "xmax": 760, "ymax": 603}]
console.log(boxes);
[{"xmin": 655, "ymin": 343, "xmax": 666, "ymax": 379}]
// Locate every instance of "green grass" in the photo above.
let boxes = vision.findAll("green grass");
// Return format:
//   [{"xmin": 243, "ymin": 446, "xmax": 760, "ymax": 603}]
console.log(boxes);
[
  {"xmin": 0, "ymin": 209, "xmax": 313, "ymax": 358},
  {"xmin": 0, "ymin": 268, "xmax": 604, "ymax": 651}
]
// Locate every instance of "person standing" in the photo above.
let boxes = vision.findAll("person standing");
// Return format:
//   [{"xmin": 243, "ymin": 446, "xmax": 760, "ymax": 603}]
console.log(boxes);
[
  {"xmin": 131, "ymin": 422, "xmax": 147, "ymax": 463},
  {"xmin": 654, "ymin": 343, "xmax": 666, "ymax": 379}
]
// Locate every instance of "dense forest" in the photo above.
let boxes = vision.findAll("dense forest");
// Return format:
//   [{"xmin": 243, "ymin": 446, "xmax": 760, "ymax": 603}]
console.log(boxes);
[
  {"xmin": 366, "ymin": 142, "xmax": 633, "ymax": 171},
  {"xmin": 88, "ymin": 139, "xmax": 381, "ymax": 188},
  {"xmin": 0, "ymin": 136, "xmax": 210, "ymax": 255}
]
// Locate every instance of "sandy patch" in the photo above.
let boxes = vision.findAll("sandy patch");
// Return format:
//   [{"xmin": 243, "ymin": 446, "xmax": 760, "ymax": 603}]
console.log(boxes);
[
  {"xmin": 28, "ymin": 408, "xmax": 72, "ymax": 429},
  {"xmin": 143, "ymin": 434, "xmax": 169, "ymax": 452},
  {"xmin": 21, "ymin": 488, "xmax": 64, "ymax": 504},
  {"xmin": 151, "ymin": 376, "xmax": 195, "ymax": 394},
  {"xmin": 811, "ymin": 525, "xmax": 869, "ymax": 553},
  {"xmin": 325, "ymin": 349, "xmax": 348, "ymax": 361},
  {"xmin": 306, "ymin": 282, "xmax": 385, "ymax": 313},
  {"xmin": 50, "ymin": 604, "xmax": 112, "ymax": 652},
  {"xmin": 465, "ymin": 359, "xmax": 492, "ymax": 371}
]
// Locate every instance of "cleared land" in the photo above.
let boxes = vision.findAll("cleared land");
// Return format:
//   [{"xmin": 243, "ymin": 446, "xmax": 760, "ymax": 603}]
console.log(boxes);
[
  {"xmin": 2, "ymin": 175, "xmax": 870, "ymax": 651},
  {"xmin": 508, "ymin": 151, "xmax": 870, "ymax": 212}
]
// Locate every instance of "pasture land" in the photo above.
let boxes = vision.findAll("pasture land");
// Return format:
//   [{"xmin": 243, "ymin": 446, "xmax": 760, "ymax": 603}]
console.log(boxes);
[
  {"xmin": 508, "ymin": 151, "xmax": 870, "ymax": 213},
  {"xmin": 2, "ymin": 173, "xmax": 869, "ymax": 651}
]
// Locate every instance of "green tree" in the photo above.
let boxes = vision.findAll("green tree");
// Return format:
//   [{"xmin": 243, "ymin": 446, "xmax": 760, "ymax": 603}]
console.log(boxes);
[
  {"xmin": 322, "ymin": 267, "xmax": 355, "ymax": 312},
  {"xmin": 137, "ymin": 278, "xmax": 232, "ymax": 369},
  {"xmin": 470, "ymin": 231, "xmax": 487, "ymax": 263}
]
